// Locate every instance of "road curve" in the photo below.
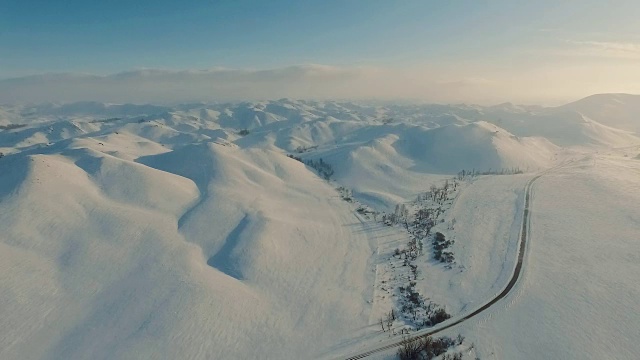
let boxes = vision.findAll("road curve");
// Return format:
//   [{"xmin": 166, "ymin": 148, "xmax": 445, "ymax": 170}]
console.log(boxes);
[{"xmin": 340, "ymin": 171, "xmax": 547, "ymax": 360}]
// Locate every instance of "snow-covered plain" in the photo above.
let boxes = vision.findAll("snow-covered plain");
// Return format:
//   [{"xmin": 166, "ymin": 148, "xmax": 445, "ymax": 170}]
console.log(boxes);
[{"xmin": 0, "ymin": 96, "xmax": 639, "ymax": 359}]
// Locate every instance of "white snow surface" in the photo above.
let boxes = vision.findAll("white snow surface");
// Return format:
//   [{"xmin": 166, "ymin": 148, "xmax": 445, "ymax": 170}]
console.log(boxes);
[
  {"xmin": 558, "ymin": 93, "xmax": 640, "ymax": 133},
  {"xmin": 0, "ymin": 96, "xmax": 639, "ymax": 359},
  {"xmin": 362, "ymin": 153, "xmax": 640, "ymax": 360},
  {"xmin": 439, "ymin": 154, "xmax": 640, "ymax": 360}
]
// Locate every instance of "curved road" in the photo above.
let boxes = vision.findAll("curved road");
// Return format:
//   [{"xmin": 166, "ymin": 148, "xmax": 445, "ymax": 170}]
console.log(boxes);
[{"xmin": 340, "ymin": 170, "xmax": 550, "ymax": 360}]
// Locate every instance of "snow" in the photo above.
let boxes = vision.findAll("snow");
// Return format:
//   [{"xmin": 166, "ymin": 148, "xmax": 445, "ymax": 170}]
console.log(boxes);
[
  {"xmin": 359, "ymin": 153, "xmax": 640, "ymax": 359},
  {"xmin": 0, "ymin": 147, "xmax": 379, "ymax": 359},
  {"xmin": 0, "ymin": 95, "xmax": 639, "ymax": 359},
  {"xmin": 559, "ymin": 93, "xmax": 640, "ymax": 133},
  {"xmin": 449, "ymin": 154, "xmax": 640, "ymax": 359},
  {"xmin": 327, "ymin": 172, "xmax": 531, "ymax": 359}
]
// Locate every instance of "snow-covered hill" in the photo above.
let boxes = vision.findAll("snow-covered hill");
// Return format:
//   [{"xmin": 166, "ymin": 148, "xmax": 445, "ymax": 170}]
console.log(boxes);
[
  {"xmin": 298, "ymin": 121, "xmax": 557, "ymax": 211},
  {"xmin": 1, "ymin": 96, "xmax": 639, "ymax": 359},
  {"xmin": 0, "ymin": 143, "xmax": 378, "ymax": 359},
  {"xmin": 558, "ymin": 93, "xmax": 640, "ymax": 133}
]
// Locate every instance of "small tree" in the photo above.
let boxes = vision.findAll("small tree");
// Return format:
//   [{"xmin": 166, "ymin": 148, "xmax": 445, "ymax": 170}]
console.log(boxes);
[
  {"xmin": 397, "ymin": 337, "xmax": 421, "ymax": 360},
  {"xmin": 386, "ymin": 310, "xmax": 395, "ymax": 330}
]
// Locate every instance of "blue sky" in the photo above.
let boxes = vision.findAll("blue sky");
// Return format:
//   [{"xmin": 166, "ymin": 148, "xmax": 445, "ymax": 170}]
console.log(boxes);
[{"xmin": 1, "ymin": 0, "xmax": 640, "ymax": 103}]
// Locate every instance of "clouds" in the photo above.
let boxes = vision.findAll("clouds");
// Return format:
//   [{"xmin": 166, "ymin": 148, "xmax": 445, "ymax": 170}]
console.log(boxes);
[
  {"xmin": 0, "ymin": 64, "xmax": 545, "ymax": 105},
  {"xmin": 564, "ymin": 40, "xmax": 640, "ymax": 60},
  {"xmin": 1, "ymin": 62, "xmax": 639, "ymax": 106},
  {"xmin": 0, "ymin": 64, "xmax": 474, "ymax": 104},
  {"xmin": 0, "ymin": 65, "xmax": 375, "ymax": 104}
]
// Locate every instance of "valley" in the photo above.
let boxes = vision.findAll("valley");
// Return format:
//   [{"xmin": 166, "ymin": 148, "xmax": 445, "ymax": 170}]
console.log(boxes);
[{"xmin": 0, "ymin": 96, "xmax": 639, "ymax": 359}]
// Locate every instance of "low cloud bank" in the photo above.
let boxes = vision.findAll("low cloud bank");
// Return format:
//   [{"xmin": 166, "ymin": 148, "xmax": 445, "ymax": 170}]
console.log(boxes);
[{"xmin": 2, "ymin": 62, "xmax": 639, "ymax": 105}]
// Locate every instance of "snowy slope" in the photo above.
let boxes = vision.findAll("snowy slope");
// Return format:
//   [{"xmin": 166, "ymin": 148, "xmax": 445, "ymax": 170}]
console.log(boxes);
[
  {"xmin": 0, "ymin": 96, "xmax": 639, "ymax": 360},
  {"xmin": 482, "ymin": 109, "xmax": 640, "ymax": 148},
  {"xmin": 361, "ymin": 153, "xmax": 640, "ymax": 360},
  {"xmin": 0, "ymin": 144, "xmax": 379, "ymax": 359},
  {"xmin": 450, "ymin": 154, "xmax": 640, "ymax": 359},
  {"xmin": 301, "ymin": 121, "xmax": 557, "ymax": 211},
  {"xmin": 558, "ymin": 93, "xmax": 640, "ymax": 133}
]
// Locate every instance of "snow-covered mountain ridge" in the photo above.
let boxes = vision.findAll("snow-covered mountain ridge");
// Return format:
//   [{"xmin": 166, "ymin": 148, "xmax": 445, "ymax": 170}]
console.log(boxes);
[{"xmin": 1, "ymin": 95, "xmax": 639, "ymax": 359}]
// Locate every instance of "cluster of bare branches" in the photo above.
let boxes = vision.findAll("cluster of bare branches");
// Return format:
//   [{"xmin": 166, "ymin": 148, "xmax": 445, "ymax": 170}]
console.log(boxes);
[
  {"xmin": 286, "ymin": 155, "xmax": 335, "ymax": 180},
  {"xmin": 304, "ymin": 158, "xmax": 334, "ymax": 180},
  {"xmin": 395, "ymin": 281, "xmax": 451, "ymax": 330},
  {"xmin": 377, "ymin": 178, "xmax": 461, "ymax": 333},
  {"xmin": 457, "ymin": 167, "xmax": 523, "ymax": 180},
  {"xmin": 433, "ymin": 232, "xmax": 455, "ymax": 264},
  {"xmin": 0, "ymin": 123, "xmax": 27, "ymax": 130},
  {"xmin": 336, "ymin": 186, "xmax": 353, "ymax": 202},
  {"xmin": 397, "ymin": 335, "xmax": 466, "ymax": 360},
  {"xmin": 383, "ymin": 204, "xmax": 410, "ymax": 229},
  {"xmin": 294, "ymin": 145, "xmax": 318, "ymax": 153},
  {"xmin": 379, "ymin": 309, "xmax": 396, "ymax": 333}
]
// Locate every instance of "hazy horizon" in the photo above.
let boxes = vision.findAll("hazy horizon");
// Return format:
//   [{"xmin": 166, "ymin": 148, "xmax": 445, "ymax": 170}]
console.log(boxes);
[
  {"xmin": 3, "ymin": 66, "xmax": 640, "ymax": 107},
  {"xmin": 3, "ymin": 1, "xmax": 640, "ymax": 104}
]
